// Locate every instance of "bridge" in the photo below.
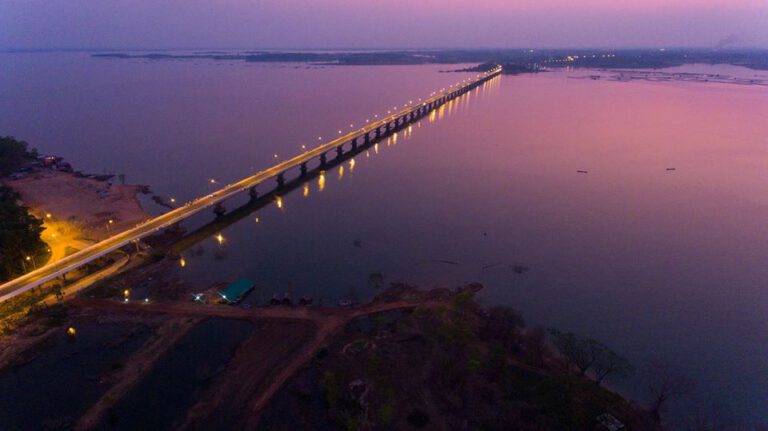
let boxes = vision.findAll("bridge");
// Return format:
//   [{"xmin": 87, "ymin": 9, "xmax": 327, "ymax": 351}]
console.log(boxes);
[{"xmin": 0, "ymin": 66, "xmax": 503, "ymax": 303}]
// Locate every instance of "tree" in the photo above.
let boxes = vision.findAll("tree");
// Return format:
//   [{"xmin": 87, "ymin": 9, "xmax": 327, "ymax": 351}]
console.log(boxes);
[
  {"xmin": 645, "ymin": 361, "xmax": 694, "ymax": 425},
  {"xmin": 593, "ymin": 348, "xmax": 633, "ymax": 385},
  {"xmin": 522, "ymin": 326, "xmax": 548, "ymax": 368},
  {"xmin": 486, "ymin": 306, "xmax": 526, "ymax": 330},
  {"xmin": 548, "ymin": 329, "xmax": 632, "ymax": 386},
  {"xmin": 548, "ymin": 329, "xmax": 605, "ymax": 375},
  {"xmin": 0, "ymin": 185, "xmax": 47, "ymax": 281},
  {"xmin": 0, "ymin": 136, "xmax": 37, "ymax": 176}
]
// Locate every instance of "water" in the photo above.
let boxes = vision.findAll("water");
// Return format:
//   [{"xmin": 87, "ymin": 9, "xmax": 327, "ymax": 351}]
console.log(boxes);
[
  {"xmin": 2, "ymin": 53, "xmax": 767, "ymax": 425},
  {"xmin": 101, "ymin": 318, "xmax": 254, "ymax": 430},
  {"xmin": 0, "ymin": 321, "xmax": 151, "ymax": 429}
]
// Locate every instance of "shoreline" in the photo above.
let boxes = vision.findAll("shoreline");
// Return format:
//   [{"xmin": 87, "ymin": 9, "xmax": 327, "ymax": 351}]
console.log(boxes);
[
  {"xmin": 2, "ymin": 169, "xmax": 151, "ymax": 266},
  {"xmin": 0, "ymin": 281, "xmax": 658, "ymax": 429}
]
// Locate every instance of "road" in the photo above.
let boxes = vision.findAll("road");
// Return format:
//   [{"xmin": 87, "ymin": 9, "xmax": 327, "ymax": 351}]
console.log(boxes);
[{"xmin": 0, "ymin": 67, "xmax": 502, "ymax": 303}]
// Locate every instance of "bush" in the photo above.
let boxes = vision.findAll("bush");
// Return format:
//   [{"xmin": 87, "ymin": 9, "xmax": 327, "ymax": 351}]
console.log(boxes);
[{"xmin": 406, "ymin": 409, "xmax": 430, "ymax": 428}]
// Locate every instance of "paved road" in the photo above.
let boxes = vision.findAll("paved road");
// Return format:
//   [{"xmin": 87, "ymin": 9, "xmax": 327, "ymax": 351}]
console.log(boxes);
[{"xmin": 0, "ymin": 67, "xmax": 502, "ymax": 303}]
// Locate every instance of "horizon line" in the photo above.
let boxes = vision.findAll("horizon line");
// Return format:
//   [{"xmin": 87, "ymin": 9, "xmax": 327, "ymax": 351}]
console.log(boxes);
[{"xmin": 2, "ymin": 45, "xmax": 767, "ymax": 53}]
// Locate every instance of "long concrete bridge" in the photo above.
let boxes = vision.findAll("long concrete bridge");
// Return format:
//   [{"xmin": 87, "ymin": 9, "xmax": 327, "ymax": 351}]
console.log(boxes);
[{"xmin": 0, "ymin": 66, "xmax": 502, "ymax": 303}]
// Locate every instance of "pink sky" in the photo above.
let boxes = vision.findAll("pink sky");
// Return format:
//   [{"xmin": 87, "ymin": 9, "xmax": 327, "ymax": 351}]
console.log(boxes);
[{"xmin": 1, "ymin": 0, "xmax": 766, "ymax": 49}]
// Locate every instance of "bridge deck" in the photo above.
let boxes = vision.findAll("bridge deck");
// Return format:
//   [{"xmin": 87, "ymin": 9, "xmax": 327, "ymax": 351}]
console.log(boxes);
[{"xmin": 0, "ymin": 66, "xmax": 502, "ymax": 303}]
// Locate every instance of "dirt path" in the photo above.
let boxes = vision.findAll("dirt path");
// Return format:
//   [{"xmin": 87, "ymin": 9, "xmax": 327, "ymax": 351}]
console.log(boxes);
[
  {"xmin": 43, "ymin": 252, "xmax": 131, "ymax": 305},
  {"xmin": 179, "ymin": 320, "xmax": 317, "ymax": 429},
  {"xmin": 72, "ymin": 297, "xmax": 439, "ymax": 324},
  {"xmin": 75, "ymin": 316, "xmax": 200, "ymax": 431}
]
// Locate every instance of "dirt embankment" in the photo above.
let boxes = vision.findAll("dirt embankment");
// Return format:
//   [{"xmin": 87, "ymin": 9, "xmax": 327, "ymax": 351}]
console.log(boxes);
[
  {"xmin": 5, "ymin": 170, "xmax": 150, "ymax": 241},
  {"xmin": 75, "ymin": 316, "xmax": 200, "ymax": 431}
]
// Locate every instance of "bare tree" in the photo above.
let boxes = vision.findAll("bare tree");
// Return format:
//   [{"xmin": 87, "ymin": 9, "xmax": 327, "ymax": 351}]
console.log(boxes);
[
  {"xmin": 646, "ymin": 361, "xmax": 694, "ymax": 425},
  {"xmin": 548, "ymin": 329, "xmax": 606, "ymax": 375},
  {"xmin": 593, "ymin": 348, "xmax": 633, "ymax": 385}
]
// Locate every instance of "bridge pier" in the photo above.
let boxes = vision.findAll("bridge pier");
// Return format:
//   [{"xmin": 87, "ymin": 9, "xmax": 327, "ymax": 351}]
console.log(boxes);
[
  {"xmin": 166, "ymin": 222, "xmax": 184, "ymax": 234},
  {"xmin": 214, "ymin": 202, "xmax": 226, "ymax": 218},
  {"xmin": 300, "ymin": 162, "xmax": 308, "ymax": 177},
  {"xmin": 336, "ymin": 146, "xmax": 344, "ymax": 158},
  {"xmin": 277, "ymin": 173, "xmax": 286, "ymax": 188},
  {"xmin": 375, "ymin": 128, "xmax": 381, "ymax": 139},
  {"xmin": 351, "ymin": 138, "xmax": 357, "ymax": 150},
  {"xmin": 364, "ymin": 133, "xmax": 371, "ymax": 144},
  {"xmin": 320, "ymin": 153, "xmax": 327, "ymax": 167},
  {"xmin": 248, "ymin": 186, "xmax": 258, "ymax": 201}
]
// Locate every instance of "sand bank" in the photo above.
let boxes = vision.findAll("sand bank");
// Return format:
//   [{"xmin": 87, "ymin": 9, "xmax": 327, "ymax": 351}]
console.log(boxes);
[{"xmin": 4, "ymin": 171, "xmax": 151, "ymax": 241}]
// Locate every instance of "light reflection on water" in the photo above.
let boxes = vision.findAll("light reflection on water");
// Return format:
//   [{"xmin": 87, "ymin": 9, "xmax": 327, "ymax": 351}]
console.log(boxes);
[{"xmin": 1, "ymin": 54, "xmax": 766, "ymax": 425}]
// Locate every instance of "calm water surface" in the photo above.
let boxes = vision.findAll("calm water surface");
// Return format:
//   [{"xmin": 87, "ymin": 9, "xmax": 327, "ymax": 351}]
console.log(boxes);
[{"xmin": 2, "ymin": 53, "xmax": 767, "ymax": 425}]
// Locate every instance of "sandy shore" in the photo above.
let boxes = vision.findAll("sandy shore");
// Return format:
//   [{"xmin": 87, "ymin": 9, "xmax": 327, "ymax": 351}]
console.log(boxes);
[{"xmin": 4, "ymin": 171, "xmax": 151, "ymax": 242}]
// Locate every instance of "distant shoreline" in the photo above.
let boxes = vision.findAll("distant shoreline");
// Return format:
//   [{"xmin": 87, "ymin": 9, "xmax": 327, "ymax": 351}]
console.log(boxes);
[{"xmin": 89, "ymin": 48, "xmax": 768, "ymax": 71}]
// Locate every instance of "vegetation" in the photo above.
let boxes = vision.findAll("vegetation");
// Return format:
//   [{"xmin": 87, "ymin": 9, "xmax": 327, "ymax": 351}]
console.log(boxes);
[
  {"xmin": 549, "ymin": 329, "xmax": 633, "ymax": 386},
  {"xmin": 94, "ymin": 48, "xmax": 768, "ymax": 71},
  {"xmin": 0, "ymin": 135, "xmax": 38, "ymax": 177},
  {"xmin": 645, "ymin": 361, "xmax": 695, "ymax": 425},
  {"xmin": 0, "ymin": 185, "xmax": 47, "ymax": 282},
  {"xmin": 259, "ymin": 285, "xmax": 657, "ymax": 430}
]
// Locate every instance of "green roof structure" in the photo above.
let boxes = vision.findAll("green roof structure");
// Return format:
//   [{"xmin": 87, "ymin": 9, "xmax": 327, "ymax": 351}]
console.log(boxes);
[{"xmin": 217, "ymin": 278, "xmax": 254, "ymax": 304}]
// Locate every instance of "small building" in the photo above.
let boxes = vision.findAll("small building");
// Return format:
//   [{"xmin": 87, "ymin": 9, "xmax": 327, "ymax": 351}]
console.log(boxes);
[{"xmin": 217, "ymin": 278, "xmax": 254, "ymax": 305}]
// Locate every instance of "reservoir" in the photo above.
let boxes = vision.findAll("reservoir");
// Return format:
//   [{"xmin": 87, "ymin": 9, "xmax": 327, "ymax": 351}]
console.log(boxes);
[{"xmin": 2, "ymin": 52, "xmax": 767, "ymax": 425}]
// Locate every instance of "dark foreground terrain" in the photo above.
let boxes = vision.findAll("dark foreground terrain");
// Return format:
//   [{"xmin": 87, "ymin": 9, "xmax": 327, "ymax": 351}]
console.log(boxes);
[{"xmin": 258, "ymin": 285, "xmax": 658, "ymax": 431}]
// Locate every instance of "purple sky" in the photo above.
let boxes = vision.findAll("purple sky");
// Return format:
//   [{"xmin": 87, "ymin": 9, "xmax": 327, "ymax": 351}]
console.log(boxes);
[{"xmin": 1, "ymin": 0, "xmax": 767, "ymax": 49}]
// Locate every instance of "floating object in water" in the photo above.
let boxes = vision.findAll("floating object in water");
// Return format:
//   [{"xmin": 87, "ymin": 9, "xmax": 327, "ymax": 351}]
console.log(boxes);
[
  {"xmin": 666, "ymin": 168, "xmax": 676, "ymax": 171},
  {"xmin": 577, "ymin": 170, "xmax": 589, "ymax": 174},
  {"xmin": 270, "ymin": 293, "xmax": 281, "ymax": 305},
  {"xmin": 512, "ymin": 264, "xmax": 530, "ymax": 274},
  {"xmin": 281, "ymin": 292, "xmax": 292, "ymax": 306},
  {"xmin": 417, "ymin": 259, "xmax": 459, "ymax": 266}
]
